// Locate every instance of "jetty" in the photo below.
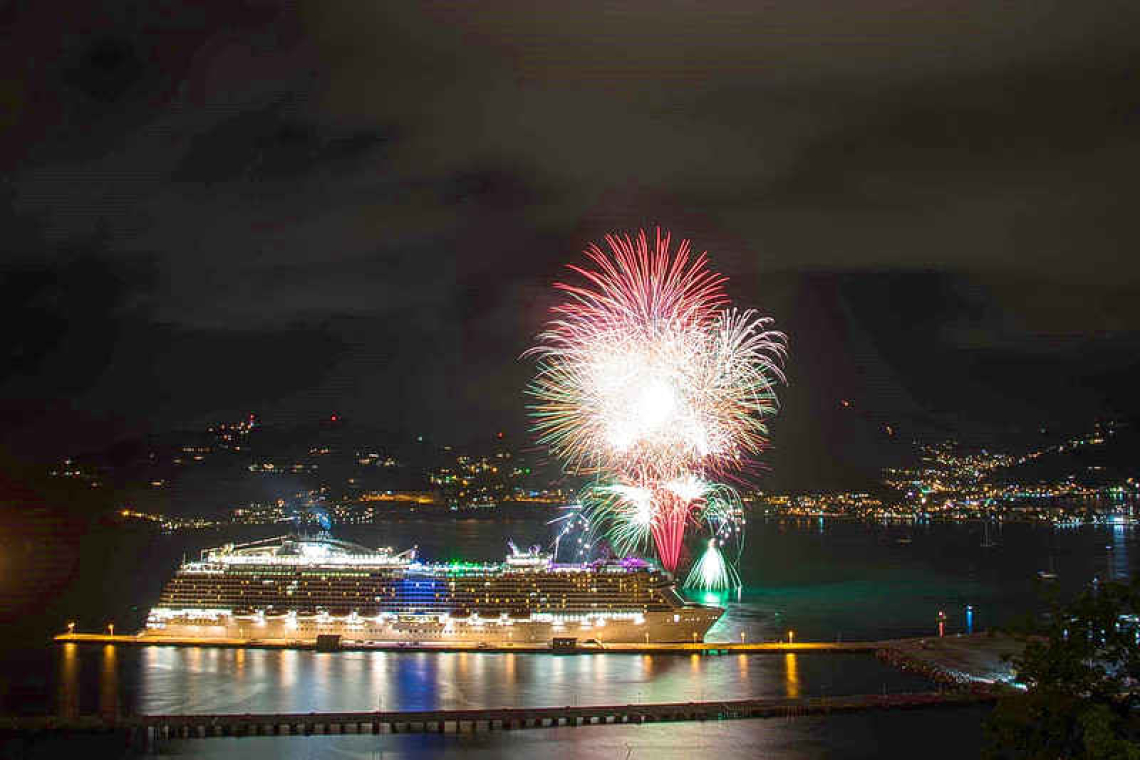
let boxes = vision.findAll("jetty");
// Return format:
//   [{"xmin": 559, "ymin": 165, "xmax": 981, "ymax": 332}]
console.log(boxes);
[
  {"xmin": 53, "ymin": 632, "xmax": 877, "ymax": 655},
  {"xmin": 1, "ymin": 690, "xmax": 999, "ymax": 744}
]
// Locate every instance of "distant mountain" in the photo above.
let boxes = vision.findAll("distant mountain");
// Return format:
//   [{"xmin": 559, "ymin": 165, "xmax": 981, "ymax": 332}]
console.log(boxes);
[{"xmin": 992, "ymin": 422, "xmax": 1139, "ymax": 488}]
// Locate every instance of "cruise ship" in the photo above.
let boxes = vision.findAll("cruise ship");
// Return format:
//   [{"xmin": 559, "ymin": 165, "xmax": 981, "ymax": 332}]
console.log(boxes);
[{"xmin": 143, "ymin": 534, "xmax": 723, "ymax": 644}]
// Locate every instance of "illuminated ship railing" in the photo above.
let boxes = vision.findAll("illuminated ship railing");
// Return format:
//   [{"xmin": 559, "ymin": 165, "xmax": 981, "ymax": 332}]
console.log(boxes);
[
  {"xmin": 504, "ymin": 540, "xmax": 552, "ymax": 569},
  {"xmin": 147, "ymin": 607, "xmax": 652, "ymax": 625},
  {"xmin": 198, "ymin": 535, "xmax": 416, "ymax": 568},
  {"xmin": 200, "ymin": 553, "xmax": 413, "ymax": 568}
]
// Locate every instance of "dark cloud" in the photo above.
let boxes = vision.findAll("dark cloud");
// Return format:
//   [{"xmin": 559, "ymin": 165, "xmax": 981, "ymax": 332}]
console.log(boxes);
[
  {"xmin": 3, "ymin": 0, "xmax": 1140, "ymax": 479},
  {"xmin": 173, "ymin": 104, "xmax": 392, "ymax": 185}
]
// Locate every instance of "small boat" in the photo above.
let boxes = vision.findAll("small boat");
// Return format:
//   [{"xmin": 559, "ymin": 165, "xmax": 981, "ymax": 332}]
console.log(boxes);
[{"xmin": 1037, "ymin": 556, "xmax": 1059, "ymax": 581}]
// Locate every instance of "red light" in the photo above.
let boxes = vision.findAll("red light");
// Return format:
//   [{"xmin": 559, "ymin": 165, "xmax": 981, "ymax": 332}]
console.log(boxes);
[
  {"xmin": 497, "ymin": 431, "xmax": 504, "ymax": 439},
  {"xmin": 330, "ymin": 415, "xmax": 339, "ymax": 422}
]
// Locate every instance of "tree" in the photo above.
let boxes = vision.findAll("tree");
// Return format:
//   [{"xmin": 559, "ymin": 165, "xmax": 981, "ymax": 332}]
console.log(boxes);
[{"xmin": 984, "ymin": 580, "xmax": 1140, "ymax": 759}]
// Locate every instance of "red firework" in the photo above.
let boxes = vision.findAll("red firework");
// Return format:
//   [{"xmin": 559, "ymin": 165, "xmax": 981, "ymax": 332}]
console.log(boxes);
[{"xmin": 528, "ymin": 228, "xmax": 786, "ymax": 573}]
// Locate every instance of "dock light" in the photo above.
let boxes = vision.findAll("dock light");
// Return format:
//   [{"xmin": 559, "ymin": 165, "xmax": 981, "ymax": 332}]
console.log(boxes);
[{"xmin": 787, "ymin": 630, "xmax": 794, "ymax": 644}]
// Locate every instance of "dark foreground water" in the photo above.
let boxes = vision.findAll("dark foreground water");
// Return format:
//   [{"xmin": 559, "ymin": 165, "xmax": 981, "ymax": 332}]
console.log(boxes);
[
  {"xmin": 1, "ymin": 516, "xmax": 1136, "ymax": 758},
  {"xmin": 6, "ymin": 706, "xmax": 992, "ymax": 760}
]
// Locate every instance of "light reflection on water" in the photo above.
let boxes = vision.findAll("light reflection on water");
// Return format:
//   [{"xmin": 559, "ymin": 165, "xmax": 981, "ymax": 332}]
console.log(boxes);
[
  {"xmin": 58, "ymin": 643, "xmax": 79, "ymax": 719},
  {"xmin": 784, "ymin": 653, "xmax": 799, "ymax": 699},
  {"xmin": 99, "ymin": 645, "xmax": 117, "ymax": 719},
  {"xmin": 64, "ymin": 645, "xmax": 929, "ymax": 718}
]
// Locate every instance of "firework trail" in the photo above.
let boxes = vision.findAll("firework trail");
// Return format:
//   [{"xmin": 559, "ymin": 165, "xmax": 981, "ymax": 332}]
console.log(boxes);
[
  {"xmin": 684, "ymin": 539, "xmax": 742, "ymax": 592},
  {"xmin": 528, "ymin": 228, "xmax": 786, "ymax": 572}
]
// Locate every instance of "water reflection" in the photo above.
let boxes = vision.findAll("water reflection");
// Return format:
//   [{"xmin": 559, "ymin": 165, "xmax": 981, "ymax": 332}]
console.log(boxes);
[
  {"xmin": 784, "ymin": 653, "xmax": 799, "ymax": 699},
  {"xmin": 505, "ymin": 652, "xmax": 517, "ymax": 684},
  {"xmin": 58, "ymin": 643, "xmax": 79, "ymax": 719},
  {"xmin": 1111, "ymin": 524, "xmax": 1128, "ymax": 581},
  {"xmin": 56, "ymin": 646, "xmax": 930, "ymax": 717},
  {"xmin": 99, "ymin": 645, "xmax": 117, "ymax": 719}
]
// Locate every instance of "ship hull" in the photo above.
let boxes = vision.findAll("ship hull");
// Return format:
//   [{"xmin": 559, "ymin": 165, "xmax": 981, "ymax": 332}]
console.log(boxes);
[{"xmin": 142, "ymin": 607, "xmax": 722, "ymax": 645}]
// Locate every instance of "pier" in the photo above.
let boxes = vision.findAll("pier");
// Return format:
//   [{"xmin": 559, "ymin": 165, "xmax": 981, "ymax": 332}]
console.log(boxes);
[
  {"xmin": 0, "ymin": 690, "xmax": 998, "ymax": 743},
  {"xmin": 53, "ymin": 632, "xmax": 878, "ymax": 655}
]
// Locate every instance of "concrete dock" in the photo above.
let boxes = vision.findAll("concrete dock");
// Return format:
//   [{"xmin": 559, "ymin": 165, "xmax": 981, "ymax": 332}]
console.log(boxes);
[
  {"xmin": 1, "ymin": 690, "xmax": 999, "ymax": 742},
  {"xmin": 53, "ymin": 632, "xmax": 878, "ymax": 654}
]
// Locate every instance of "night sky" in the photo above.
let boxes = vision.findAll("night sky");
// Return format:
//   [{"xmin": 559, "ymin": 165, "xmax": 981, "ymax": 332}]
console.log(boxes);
[{"xmin": 4, "ymin": 1, "xmax": 1139, "ymax": 486}]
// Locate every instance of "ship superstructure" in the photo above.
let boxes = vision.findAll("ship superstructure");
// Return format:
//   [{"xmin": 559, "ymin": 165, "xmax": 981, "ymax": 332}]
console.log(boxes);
[{"xmin": 143, "ymin": 534, "xmax": 722, "ymax": 644}]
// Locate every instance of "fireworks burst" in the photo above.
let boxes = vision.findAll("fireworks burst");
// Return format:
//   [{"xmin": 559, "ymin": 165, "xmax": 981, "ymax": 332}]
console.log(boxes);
[
  {"xmin": 527, "ymin": 228, "xmax": 786, "ymax": 572},
  {"xmin": 684, "ymin": 538, "xmax": 742, "ymax": 592}
]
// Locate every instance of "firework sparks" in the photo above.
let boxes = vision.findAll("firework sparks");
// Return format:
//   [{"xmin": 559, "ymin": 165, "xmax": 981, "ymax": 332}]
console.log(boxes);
[
  {"xmin": 527, "ymin": 228, "xmax": 786, "ymax": 572},
  {"xmin": 684, "ymin": 538, "xmax": 742, "ymax": 592}
]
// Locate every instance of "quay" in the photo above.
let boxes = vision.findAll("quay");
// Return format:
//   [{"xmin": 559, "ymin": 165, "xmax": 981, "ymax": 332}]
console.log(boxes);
[
  {"xmin": 0, "ymin": 690, "xmax": 999, "ymax": 742},
  {"xmin": 54, "ymin": 632, "xmax": 878, "ymax": 655}
]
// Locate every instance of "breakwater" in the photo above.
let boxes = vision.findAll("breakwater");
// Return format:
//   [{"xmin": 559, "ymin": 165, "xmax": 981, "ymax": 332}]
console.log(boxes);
[{"xmin": 1, "ymin": 690, "xmax": 998, "ymax": 744}]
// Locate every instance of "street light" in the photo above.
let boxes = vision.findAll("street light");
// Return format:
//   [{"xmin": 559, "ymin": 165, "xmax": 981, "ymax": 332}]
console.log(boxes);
[
  {"xmin": 67, "ymin": 621, "xmax": 75, "ymax": 634},
  {"xmin": 108, "ymin": 623, "xmax": 114, "ymax": 636},
  {"xmin": 739, "ymin": 631, "xmax": 745, "ymax": 643},
  {"xmin": 787, "ymin": 630, "xmax": 794, "ymax": 644}
]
